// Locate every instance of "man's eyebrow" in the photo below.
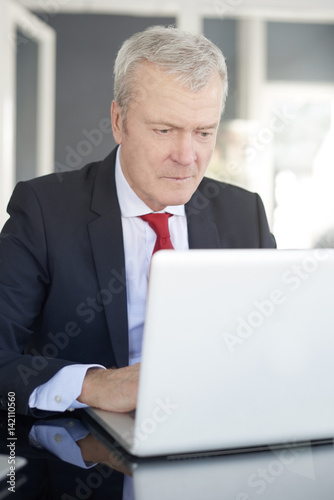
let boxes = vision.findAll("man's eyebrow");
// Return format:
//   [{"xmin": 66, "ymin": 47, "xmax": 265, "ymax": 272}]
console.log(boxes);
[
  {"xmin": 145, "ymin": 120, "xmax": 219, "ymax": 130},
  {"xmin": 196, "ymin": 123, "xmax": 219, "ymax": 130},
  {"xmin": 145, "ymin": 120, "xmax": 179, "ymax": 128}
]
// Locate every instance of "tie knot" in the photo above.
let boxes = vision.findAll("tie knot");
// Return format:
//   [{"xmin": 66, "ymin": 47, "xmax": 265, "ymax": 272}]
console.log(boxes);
[{"xmin": 140, "ymin": 213, "xmax": 174, "ymax": 253}]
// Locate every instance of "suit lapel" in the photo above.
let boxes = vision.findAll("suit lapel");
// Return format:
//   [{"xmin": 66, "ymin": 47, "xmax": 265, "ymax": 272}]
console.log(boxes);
[
  {"xmin": 185, "ymin": 189, "xmax": 221, "ymax": 249},
  {"xmin": 88, "ymin": 148, "xmax": 129, "ymax": 368}
]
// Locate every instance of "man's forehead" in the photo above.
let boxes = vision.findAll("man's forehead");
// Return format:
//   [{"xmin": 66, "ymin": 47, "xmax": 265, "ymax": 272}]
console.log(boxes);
[
  {"xmin": 134, "ymin": 61, "xmax": 222, "ymax": 99},
  {"xmin": 136, "ymin": 61, "xmax": 167, "ymax": 86},
  {"xmin": 125, "ymin": 62, "xmax": 224, "ymax": 124}
]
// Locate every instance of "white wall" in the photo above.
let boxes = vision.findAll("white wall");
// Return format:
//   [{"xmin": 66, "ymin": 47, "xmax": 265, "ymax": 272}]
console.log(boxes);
[{"xmin": 17, "ymin": 0, "xmax": 334, "ymax": 22}]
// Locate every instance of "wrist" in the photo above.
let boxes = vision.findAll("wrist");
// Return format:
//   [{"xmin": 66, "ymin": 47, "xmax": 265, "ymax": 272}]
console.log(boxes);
[{"xmin": 77, "ymin": 367, "xmax": 105, "ymax": 406}]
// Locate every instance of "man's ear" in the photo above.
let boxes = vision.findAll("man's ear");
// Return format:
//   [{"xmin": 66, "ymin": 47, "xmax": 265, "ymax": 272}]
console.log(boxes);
[{"xmin": 111, "ymin": 101, "xmax": 123, "ymax": 144}]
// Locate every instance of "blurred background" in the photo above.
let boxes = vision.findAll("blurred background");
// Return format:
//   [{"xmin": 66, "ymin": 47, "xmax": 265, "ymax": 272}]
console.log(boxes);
[{"xmin": 1, "ymin": 0, "xmax": 334, "ymax": 248}]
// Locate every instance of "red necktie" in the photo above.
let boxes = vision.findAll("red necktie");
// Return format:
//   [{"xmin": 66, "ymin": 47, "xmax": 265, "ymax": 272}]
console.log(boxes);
[{"xmin": 140, "ymin": 213, "xmax": 174, "ymax": 255}]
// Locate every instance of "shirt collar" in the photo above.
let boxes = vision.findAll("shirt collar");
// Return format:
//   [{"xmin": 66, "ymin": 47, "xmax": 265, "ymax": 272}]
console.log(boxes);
[{"xmin": 115, "ymin": 146, "xmax": 185, "ymax": 217}]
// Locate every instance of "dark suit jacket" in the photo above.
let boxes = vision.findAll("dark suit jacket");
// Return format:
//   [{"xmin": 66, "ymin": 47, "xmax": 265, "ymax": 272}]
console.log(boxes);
[{"xmin": 0, "ymin": 147, "xmax": 275, "ymax": 416}]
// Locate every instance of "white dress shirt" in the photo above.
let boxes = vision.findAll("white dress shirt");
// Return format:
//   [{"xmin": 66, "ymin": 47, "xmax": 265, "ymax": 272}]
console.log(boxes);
[
  {"xmin": 115, "ymin": 147, "xmax": 189, "ymax": 363},
  {"xmin": 29, "ymin": 146, "xmax": 189, "ymax": 411}
]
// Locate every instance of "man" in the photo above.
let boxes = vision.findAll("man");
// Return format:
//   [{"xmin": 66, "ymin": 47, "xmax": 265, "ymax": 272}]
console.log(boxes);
[{"xmin": 0, "ymin": 26, "xmax": 275, "ymax": 417}]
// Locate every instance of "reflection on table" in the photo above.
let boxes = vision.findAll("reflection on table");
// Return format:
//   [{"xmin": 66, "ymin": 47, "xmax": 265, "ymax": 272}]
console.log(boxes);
[{"xmin": 0, "ymin": 410, "xmax": 334, "ymax": 499}]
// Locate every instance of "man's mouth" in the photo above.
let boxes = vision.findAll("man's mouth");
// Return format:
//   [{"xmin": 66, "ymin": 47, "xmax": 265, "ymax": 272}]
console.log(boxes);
[{"xmin": 162, "ymin": 176, "xmax": 193, "ymax": 183}]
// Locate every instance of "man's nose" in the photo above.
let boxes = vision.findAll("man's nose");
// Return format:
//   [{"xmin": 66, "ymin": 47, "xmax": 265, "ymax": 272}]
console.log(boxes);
[{"xmin": 170, "ymin": 134, "xmax": 197, "ymax": 166}]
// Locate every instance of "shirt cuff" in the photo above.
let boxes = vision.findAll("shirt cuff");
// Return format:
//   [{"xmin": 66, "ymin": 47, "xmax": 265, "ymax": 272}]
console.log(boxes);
[
  {"xmin": 28, "ymin": 364, "xmax": 106, "ymax": 412},
  {"xmin": 29, "ymin": 419, "xmax": 94, "ymax": 468}
]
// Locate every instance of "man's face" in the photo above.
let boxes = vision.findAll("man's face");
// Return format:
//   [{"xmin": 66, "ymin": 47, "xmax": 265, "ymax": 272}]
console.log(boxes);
[{"xmin": 111, "ymin": 63, "xmax": 223, "ymax": 212}]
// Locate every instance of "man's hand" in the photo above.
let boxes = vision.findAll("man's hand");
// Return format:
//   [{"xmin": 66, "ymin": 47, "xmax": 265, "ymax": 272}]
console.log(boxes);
[
  {"xmin": 78, "ymin": 363, "xmax": 140, "ymax": 412},
  {"xmin": 77, "ymin": 433, "xmax": 132, "ymax": 475}
]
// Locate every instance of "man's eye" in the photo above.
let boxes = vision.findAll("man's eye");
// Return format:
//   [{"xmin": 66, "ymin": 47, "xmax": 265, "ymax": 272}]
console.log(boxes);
[
  {"xmin": 199, "ymin": 132, "xmax": 211, "ymax": 138},
  {"xmin": 158, "ymin": 129, "xmax": 170, "ymax": 134}
]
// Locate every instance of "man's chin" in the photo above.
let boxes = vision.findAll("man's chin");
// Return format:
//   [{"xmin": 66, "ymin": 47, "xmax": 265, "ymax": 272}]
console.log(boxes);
[
  {"xmin": 148, "ymin": 181, "xmax": 200, "ymax": 210},
  {"xmin": 162, "ymin": 191, "xmax": 195, "ymax": 208}
]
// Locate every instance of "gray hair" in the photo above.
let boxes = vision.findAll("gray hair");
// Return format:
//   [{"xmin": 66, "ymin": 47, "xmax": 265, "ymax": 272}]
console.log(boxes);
[{"xmin": 113, "ymin": 25, "xmax": 228, "ymax": 120}]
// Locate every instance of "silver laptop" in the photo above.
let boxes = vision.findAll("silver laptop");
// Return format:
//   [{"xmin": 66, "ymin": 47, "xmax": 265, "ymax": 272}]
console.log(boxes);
[{"xmin": 85, "ymin": 248, "xmax": 334, "ymax": 457}]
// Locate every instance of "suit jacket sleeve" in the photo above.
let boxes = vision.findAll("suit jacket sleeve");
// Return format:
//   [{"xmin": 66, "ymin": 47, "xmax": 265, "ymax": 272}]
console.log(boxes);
[
  {"xmin": 0, "ymin": 182, "xmax": 77, "ymax": 417},
  {"xmin": 0, "ymin": 149, "xmax": 126, "ymax": 418}
]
